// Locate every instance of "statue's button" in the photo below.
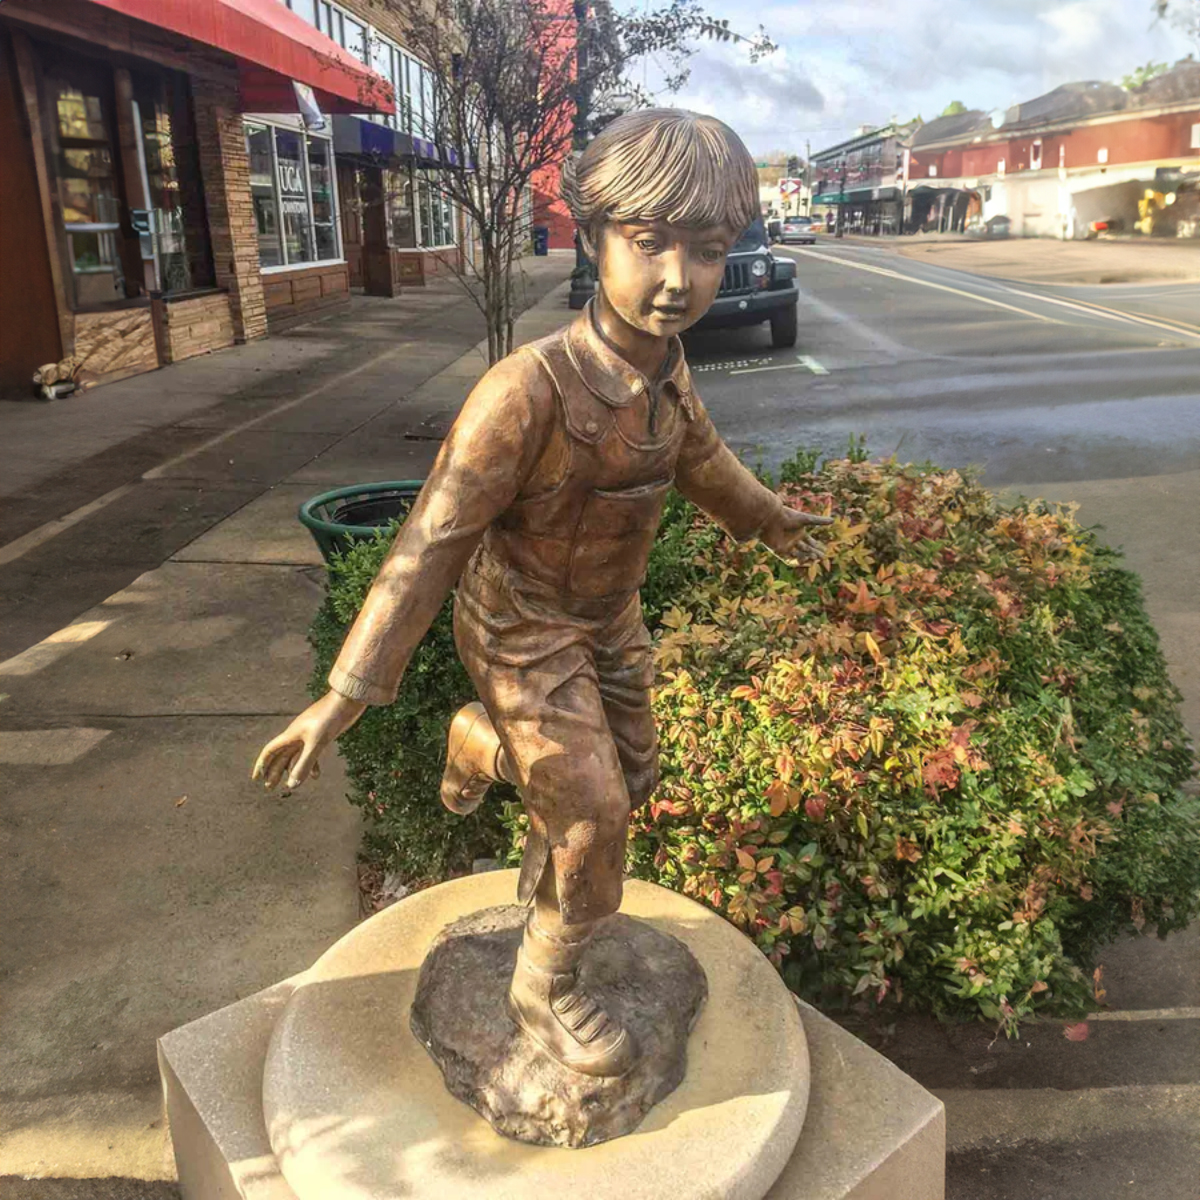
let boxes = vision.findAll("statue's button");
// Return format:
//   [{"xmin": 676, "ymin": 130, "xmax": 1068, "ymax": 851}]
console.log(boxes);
[{"xmin": 585, "ymin": 419, "xmax": 599, "ymax": 434}]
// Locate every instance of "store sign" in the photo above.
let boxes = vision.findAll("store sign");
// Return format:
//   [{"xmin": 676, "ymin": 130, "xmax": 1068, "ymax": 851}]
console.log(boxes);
[{"xmin": 278, "ymin": 160, "xmax": 306, "ymax": 197}]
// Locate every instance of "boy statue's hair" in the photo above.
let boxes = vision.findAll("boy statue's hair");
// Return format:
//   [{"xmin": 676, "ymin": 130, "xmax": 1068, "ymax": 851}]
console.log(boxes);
[{"xmin": 561, "ymin": 108, "xmax": 759, "ymax": 238}]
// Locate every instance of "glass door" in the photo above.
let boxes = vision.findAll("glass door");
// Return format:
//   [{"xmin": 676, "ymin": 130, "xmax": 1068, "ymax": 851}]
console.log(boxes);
[{"xmin": 46, "ymin": 66, "xmax": 124, "ymax": 307}]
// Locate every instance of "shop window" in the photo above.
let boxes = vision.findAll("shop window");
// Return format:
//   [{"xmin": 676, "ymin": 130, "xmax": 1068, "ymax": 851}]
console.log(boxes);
[
  {"xmin": 244, "ymin": 122, "xmax": 342, "ymax": 268},
  {"xmin": 386, "ymin": 168, "xmax": 417, "ymax": 248},
  {"xmin": 247, "ymin": 125, "xmax": 284, "ymax": 267},
  {"xmin": 308, "ymin": 137, "xmax": 338, "ymax": 259},
  {"xmin": 47, "ymin": 69, "xmax": 124, "ymax": 307},
  {"xmin": 1030, "ymin": 139, "xmax": 1042, "ymax": 170},
  {"xmin": 415, "ymin": 176, "xmax": 454, "ymax": 248},
  {"xmin": 131, "ymin": 72, "xmax": 214, "ymax": 295}
]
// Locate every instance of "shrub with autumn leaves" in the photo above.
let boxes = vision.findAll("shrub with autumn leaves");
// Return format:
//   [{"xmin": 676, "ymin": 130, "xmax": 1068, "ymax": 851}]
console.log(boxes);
[{"xmin": 309, "ymin": 451, "xmax": 1199, "ymax": 1030}]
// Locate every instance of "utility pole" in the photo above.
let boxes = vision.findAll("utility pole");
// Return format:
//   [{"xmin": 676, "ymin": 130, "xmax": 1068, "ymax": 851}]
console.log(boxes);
[
  {"xmin": 837, "ymin": 161, "xmax": 846, "ymax": 238},
  {"xmin": 805, "ymin": 139, "xmax": 811, "ymax": 214},
  {"xmin": 567, "ymin": 0, "xmax": 596, "ymax": 310}
]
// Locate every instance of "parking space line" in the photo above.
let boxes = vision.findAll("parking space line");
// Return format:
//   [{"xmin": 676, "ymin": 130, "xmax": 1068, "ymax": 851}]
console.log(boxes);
[{"xmin": 798, "ymin": 355, "xmax": 829, "ymax": 375}]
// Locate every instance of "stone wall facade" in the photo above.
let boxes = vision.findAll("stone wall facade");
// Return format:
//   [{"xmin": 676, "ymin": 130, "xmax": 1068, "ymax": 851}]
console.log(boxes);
[
  {"xmin": 162, "ymin": 292, "xmax": 236, "ymax": 364},
  {"xmin": 191, "ymin": 74, "xmax": 268, "ymax": 343}
]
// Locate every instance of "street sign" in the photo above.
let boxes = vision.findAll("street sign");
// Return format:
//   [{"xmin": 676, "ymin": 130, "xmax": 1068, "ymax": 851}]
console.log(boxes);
[{"xmin": 779, "ymin": 178, "xmax": 804, "ymax": 195}]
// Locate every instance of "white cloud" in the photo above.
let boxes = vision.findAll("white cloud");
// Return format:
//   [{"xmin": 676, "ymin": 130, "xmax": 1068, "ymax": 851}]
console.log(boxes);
[{"xmin": 646, "ymin": 0, "xmax": 1196, "ymax": 155}]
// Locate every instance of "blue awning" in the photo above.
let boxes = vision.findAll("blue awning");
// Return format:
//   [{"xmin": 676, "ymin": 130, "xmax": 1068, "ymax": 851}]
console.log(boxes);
[{"xmin": 331, "ymin": 115, "xmax": 473, "ymax": 170}]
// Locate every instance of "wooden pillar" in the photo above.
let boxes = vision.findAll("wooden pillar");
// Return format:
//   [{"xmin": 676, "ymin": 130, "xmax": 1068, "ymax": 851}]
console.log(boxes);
[
  {"xmin": 361, "ymin": 165, "xmax": 399, "ymax": 297},
  {"xmin": 112, "ymin": 66, "xmax": 149, "ymax": 297},
  {"xmin": 10, "ymin": 28, "xmax": 73, "ymax": 358}
]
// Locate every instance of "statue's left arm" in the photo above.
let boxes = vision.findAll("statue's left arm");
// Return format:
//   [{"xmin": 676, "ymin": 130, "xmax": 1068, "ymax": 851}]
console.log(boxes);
[{"xmin": 674, "ymin": 392, "xmax": 832, "ymax": 556}]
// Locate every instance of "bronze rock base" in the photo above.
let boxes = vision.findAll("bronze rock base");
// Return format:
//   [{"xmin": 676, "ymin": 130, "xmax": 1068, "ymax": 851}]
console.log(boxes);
[{"xmin": 409, "ymin": 904, "xmax": 708, "ymax": 1147}]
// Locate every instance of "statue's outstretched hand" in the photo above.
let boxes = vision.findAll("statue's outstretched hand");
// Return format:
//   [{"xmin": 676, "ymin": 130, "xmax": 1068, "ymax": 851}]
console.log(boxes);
[
  {"xmin": 252, "ymin": 690, "xmax": 367, "ymax": 790},
  {"xmin": 760, "ymin": 504, "xmax": 834, "ymax": 562}
]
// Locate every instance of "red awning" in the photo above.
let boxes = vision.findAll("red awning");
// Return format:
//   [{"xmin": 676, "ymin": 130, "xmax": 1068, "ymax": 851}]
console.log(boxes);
[{"xmin": 86, "ymin": 0, "xmax": 395, "ymax": 116}]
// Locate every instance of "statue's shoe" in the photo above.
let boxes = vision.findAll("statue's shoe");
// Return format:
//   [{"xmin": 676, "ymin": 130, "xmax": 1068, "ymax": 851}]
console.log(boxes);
[
  {"xmin": 440, "ymin": 701, "xmax": 506, "ymax": 815},
  {"xmin": 508, "ymin": 944, "xmax": 636, "ymax": 1078}
]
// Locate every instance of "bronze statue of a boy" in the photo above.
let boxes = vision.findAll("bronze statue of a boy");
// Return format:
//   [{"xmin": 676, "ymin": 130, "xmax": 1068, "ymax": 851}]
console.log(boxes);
[{"xmin": 255, "ymin": 109, "xmax": 830, "ymax": 1081}]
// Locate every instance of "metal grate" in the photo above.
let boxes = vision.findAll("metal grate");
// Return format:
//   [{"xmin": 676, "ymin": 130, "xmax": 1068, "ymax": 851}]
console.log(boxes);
[{"xmin": 720, "ymin": 261, "xmax": 752, "ymax": 295}]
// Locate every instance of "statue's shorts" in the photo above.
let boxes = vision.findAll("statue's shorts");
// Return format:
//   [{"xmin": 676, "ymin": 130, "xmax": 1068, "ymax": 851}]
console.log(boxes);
[{"xmin": 453, "ymin": 545, "xmax": 658, "ymax": 925}]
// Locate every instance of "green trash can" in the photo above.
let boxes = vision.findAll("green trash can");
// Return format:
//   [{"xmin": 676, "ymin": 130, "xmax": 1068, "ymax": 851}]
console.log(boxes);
[{"xmin": 298, "ymin": 481, "xmax": 424, "ymax": 563}]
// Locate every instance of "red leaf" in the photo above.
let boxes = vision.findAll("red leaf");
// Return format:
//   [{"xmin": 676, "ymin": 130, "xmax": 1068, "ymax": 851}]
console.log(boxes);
[
  {"xmin": 805, "ymin": 794, "xmax": 827, "ymax": 822},
  {"xmin": 1063, "ymin": 1022, "xmax": 1089, "ymax": 1042}
]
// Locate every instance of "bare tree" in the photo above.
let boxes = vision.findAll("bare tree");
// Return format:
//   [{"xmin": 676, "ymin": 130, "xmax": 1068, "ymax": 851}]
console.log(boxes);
[{"xmin": 388, "ymin": 0, "xmax": 776, "ymax": 364}]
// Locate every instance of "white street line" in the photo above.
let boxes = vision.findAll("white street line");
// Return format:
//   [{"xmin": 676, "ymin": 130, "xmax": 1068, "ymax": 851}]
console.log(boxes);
[
  {"xmin": 797, "ymin": 355, "xmax": 829, "ymax": 375},
  {"xmin": 786, "ymin": 247, "xmax": 1065, "ymax": 324},
  {"xmin": 729, "ymin": 361, "xmax": 807, "ymax": 376},
  {"xmin": 997, "ymin": 285, "xmax": 1200, "ymax": 341}
]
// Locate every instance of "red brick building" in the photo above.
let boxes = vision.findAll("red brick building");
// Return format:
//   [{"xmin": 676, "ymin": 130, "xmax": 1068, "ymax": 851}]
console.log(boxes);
[
  {"xmin": 906, "ymin": 63, "xmax": 1200, "ymax": 238},
  {"xmin": 0, "ymin": 0, "xmax": 392, "ymax": 396}
]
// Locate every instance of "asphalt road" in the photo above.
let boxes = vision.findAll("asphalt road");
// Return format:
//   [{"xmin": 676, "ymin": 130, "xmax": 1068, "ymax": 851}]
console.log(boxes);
[{"xmin": 683, "ymin": 242, "xmax": 1200, "ymax": 488}]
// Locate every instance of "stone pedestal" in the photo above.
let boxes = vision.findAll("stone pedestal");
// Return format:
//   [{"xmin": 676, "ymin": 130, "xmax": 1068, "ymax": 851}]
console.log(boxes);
[{"xmin": 159, "ymin": 871, "xmax": 945, "ymax": 1200}]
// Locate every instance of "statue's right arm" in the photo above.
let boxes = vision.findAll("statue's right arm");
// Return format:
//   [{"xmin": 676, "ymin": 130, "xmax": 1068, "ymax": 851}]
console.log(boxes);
[
  {"xmin": 327, "ymin": 351, "xmax": 556, "ymax": 705},
  {"xmin": 253, "ymin": 352, "xmax": 556, "ymax": 790}
]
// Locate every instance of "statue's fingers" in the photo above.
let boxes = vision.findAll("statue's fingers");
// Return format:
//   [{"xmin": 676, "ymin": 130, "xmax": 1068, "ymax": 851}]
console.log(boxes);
[
  {"xmin": 262, "ymin": 744, "xmax": 298, "ymax": 790},
  {"xmin": 797, "ymin": 511, "xmax": 835, "ymax": 526},
  {"xmin": 287, "ymin": 742, "xmax": 321, "ymax": 789}
]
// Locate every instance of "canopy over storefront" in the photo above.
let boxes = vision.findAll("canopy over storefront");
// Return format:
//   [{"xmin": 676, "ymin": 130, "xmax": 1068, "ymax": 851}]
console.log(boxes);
[
  {"xmin": 85, "ymin": 0, "xmax": 394, "ymax": 115},
  {"xmin": 332, "ymin": 114, "xmax": 474, "ymax": 170}
]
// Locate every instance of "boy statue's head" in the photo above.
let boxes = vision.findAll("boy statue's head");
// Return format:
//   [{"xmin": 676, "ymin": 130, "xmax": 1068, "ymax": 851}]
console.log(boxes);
[{"xmin": 562, "ymin": 109, "xmax": 759, "ymax": 343}]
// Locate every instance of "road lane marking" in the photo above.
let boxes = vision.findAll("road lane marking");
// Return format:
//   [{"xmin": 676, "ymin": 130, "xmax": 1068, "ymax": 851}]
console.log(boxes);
[
  {"xmin": 785, "ymin": 247, "xmax": 1064, "ymax": 324},
  {"xmin": 728, "ymin": 361, "xmax": 807, "ymax": 376},
  {"xmin": 998, "ymin": 287, "xmax": 1200, "ymax": 341},
  {"xmin": 728, "ymin": 356, "xmax": 830, "ymax": 378}
]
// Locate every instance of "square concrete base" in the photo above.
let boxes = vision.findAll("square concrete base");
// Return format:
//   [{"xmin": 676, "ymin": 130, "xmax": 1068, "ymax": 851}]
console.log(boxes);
[{"xmin": 159, "ymin": 980, "xmax": 943, "ymax": 1200}]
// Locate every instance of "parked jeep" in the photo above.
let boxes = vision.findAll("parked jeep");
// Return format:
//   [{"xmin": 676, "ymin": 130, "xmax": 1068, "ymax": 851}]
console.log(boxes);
[{"xmin": 692, "ymin": 217, "xmax": 799, "ymax": 348}]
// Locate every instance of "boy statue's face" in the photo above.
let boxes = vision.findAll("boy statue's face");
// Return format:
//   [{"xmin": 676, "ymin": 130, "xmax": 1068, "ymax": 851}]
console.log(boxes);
[{"xmin": 591, "ymin": 220, "xmax": 738, "ymax": 341}]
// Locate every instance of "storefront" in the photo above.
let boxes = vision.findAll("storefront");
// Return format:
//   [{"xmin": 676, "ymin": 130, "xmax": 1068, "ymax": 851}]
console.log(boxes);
[
  {"xmin": 0, "ymin": 0, "xmax": 392, "ymax": 395},
  {"xmin": 332, "ymin": 115, "xmax": 465, "ymax": 293},
  {"xmin": 245, "ymin": 115, "xmax": 351, "ymax": 328}
]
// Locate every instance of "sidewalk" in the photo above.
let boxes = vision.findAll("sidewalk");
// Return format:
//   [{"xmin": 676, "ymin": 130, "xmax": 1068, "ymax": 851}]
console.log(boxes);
[
  {"xmin": 0, "ymin": 259, "xmax": 576, "ymax": 1187},
  {"xmin": 826, "ymin": 233, "xmax": 1200, "ymax": 286}
]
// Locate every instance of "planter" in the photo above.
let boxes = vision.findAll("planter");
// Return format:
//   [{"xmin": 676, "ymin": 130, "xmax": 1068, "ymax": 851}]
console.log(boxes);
[{"xmin": 299, "ymin": 481, "xmax": 424, "ymax": 563}]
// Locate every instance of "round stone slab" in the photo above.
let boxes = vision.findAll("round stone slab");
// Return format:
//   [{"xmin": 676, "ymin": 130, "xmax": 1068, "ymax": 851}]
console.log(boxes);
[
  {"xmin": 262, "ymin": 871, "xmax": 809, "ymax": 1200},
  {"xmin": 410, "ymin": 906, "xmax": 708, "ymax": 1147}
]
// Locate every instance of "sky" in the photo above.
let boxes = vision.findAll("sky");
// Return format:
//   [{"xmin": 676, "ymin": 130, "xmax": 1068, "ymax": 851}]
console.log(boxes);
[{"xmin": 646, "ymin": 0, "xmax": 1198, "ymax": 157}]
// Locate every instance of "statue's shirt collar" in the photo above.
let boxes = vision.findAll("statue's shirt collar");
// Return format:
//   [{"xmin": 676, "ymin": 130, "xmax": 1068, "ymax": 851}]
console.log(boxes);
[{"xmin": 564, "ymin": 300, "xmax": 695, "ymax": 419}]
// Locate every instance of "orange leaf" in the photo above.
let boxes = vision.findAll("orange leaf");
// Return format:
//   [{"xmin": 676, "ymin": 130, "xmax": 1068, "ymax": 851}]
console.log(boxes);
[
  {"xmin": 1030, "ymin": 980, "xmax": 1049, "ymax": 994},
  {"xmin": 735, "ymin": 848, "xmax": 756, "ymax": 871}
]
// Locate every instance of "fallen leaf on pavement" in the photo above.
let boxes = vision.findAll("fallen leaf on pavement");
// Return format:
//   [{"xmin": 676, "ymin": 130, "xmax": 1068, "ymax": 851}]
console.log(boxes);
[
  {"xmin": 1063, "ymin": 1021, "xmax": 1089, "ymax": 1041},
  {"xmin": 173, "ymin": 795, "xmax": 188, "ymax": 807}
]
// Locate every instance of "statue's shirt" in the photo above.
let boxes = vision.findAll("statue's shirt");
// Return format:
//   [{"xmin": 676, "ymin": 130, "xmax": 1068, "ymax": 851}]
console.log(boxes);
[{"xmin": 329, "ymin": 303, "xmax": 783, "ymax": 706}]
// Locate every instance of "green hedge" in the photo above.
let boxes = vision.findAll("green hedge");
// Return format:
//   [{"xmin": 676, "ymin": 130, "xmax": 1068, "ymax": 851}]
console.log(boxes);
[{"xmin": 309, "ymin": 452, "xmax": 1199, "ymax": 1028}]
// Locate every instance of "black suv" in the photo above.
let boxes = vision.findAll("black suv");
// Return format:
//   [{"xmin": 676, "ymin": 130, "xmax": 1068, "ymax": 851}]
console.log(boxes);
[{"xmin": 692, "ymin": 217, "xmax": 799, "ymax": 348}]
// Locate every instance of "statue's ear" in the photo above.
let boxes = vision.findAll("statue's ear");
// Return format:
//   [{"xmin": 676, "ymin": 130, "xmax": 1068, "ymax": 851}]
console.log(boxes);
[{"xmin": 578, "ymin": 224, "xmax": 599, "ymax": 263}]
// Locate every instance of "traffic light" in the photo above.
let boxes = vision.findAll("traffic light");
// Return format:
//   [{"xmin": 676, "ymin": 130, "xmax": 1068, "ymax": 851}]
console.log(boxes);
[{"xmin": 786, "ymin": 155, "xmax": 801, "ymax": 177}]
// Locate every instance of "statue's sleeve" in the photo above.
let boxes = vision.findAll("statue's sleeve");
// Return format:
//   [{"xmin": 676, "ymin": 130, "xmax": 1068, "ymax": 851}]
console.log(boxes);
[
  {"xmin": 674, "ymin": 391, "xmax": 782, "ymax": 541},
  {"xmin": 328, "ymin": 350, "xmax": 555, "ymax": 705}
]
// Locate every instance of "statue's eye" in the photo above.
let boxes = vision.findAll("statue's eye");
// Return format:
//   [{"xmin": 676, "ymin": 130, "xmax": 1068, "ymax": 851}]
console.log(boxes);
[{"xmin": 635, "ymin": 238, "xmax": 659, "ymax": 252}]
